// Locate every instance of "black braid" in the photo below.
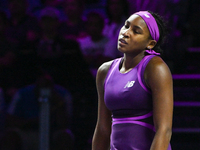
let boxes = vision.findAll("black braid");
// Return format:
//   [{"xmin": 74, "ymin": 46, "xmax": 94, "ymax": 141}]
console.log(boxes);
[{"xmin": 148, "ymin": 11, "xmax": 169, "ymax": 54}]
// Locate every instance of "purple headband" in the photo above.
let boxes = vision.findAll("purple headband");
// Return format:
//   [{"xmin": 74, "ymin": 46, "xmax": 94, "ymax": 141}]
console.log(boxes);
[{"xmin": 134, "ymin": 11, "xmax": 160, "ymax": 42}]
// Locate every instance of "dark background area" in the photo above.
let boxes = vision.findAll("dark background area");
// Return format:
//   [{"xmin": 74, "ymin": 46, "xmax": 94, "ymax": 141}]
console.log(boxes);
[{"xmin": 0, "ymin": 0, "xmax": 200, "ymax": 149}]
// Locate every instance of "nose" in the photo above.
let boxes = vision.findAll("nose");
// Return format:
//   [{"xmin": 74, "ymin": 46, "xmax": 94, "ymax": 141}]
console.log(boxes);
[{"xmin": 121, "ymin": 28, "xmax": 129, "ymax": 38}]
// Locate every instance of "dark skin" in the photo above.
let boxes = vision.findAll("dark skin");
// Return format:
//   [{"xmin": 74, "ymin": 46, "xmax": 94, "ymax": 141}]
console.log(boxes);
[{"xmin": 92, "ymin": 14, "xmax": 173, "ymax": 150}]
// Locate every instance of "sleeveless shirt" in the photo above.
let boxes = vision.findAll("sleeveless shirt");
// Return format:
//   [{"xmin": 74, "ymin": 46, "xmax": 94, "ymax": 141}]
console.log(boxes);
[{"xmin": 104, "ymin": 55, "xmax": 171, "ymax": 150}]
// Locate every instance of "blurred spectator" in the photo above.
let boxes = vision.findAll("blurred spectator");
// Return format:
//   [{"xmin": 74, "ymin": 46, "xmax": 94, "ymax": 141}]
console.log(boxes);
[
  {"xmin": 101, "ymin": 0, "xmax": 128, "ymax": 63},
  {"xmin": 37, "ymin": 8, "xmax": 97, "ymax": 150},
  {"xmin": 37, "ymin": 6, "xmax": 63, "ymax": 60},
  {"xmin": 36, "ymin": 6, "xmax": 91, "ymax": 90},
  {"xmin": 0, "ymin": 0, "xmax": 41, "ymax": 97},
  {"xmin": 58, "ymin": 0, "xmax": 87, "ymax": 40},
  {"xmin": 0, "ymin": 10, "xmax": 19, "ymax": 105},
  {"xmin": 127, "ymin": 0, "xmax": 169, "ymax": 17},
  {"xmin": 6, "ymin": 0, "xmax": 40, "ymax": 47},
  {"xmin": 32, "ymin": 0, "xmax": 66, "ymax": 21},
  {"xmin": 78, "ymin": 11, "xmax": 120, "ymax": 77},
  {"xmin": 36, "ymin": 6, "xmax": 76, "ymax": 88},
  {"xmin": 103, "ymin": 0, "xmax": 129, "ymax": 39},
  {"xmin": 1, "ymin": 73, "xmax": 74, "ymax": 150},
  {"xmin": 0, "ymin": 10, "xmax": 15, "ymax": 69}
]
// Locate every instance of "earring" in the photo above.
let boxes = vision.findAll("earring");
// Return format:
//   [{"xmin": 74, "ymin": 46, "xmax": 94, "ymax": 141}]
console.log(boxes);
[{"xmin": 148, "ymin": 46, "xmax": 151, "ymax": 49}]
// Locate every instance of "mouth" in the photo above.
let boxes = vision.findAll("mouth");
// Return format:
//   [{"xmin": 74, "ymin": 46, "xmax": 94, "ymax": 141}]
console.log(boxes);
[{"xmin": 119, "ymin": 38, "xmax": 128, "ymax": 44}]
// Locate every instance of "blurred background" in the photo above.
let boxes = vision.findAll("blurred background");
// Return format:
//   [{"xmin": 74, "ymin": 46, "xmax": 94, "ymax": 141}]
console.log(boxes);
[{"xmin": 0, "ymin": 0, "xmax": 200, "ymax": 149}]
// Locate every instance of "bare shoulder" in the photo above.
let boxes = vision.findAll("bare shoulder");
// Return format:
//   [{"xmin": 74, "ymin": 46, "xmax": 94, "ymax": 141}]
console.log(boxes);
[
  {"xmin": 97, "ymin": 60, "xmax": 114, "ymax": 82},
  {"xmin": 146, "ymin": 56, "xmax": 171, "ymax": 74},
  {"xmin": 144, "ymin": 56, "xmax": 172, "ymax": 87}
]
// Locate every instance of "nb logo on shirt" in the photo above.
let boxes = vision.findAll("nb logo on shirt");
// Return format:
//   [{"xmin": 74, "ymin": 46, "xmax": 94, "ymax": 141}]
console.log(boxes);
[{"xmin": 124, "ymin": 81, "xmax": 135, "ymax": 88}]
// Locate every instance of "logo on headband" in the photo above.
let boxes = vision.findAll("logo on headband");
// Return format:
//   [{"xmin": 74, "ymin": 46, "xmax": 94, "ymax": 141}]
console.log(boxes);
[{"xmin": 144, "ymin": 14, "xmax": 150, "ymax": 18}]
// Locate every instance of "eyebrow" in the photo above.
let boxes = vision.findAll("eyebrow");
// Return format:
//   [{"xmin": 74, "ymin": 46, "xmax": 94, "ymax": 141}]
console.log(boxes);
[
  {"xmin": 126, "ymin": 20, "xmax": 143, "ymax": 30},
  {"xmin": 133, "ymin": 25, "xmax": 142, "ymax": 31}
]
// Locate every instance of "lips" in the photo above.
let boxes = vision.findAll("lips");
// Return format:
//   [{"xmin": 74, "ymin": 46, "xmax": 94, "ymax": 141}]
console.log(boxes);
[{"xmin": 119, "ymin": 38, "xmax": 128, "ymax": 44}]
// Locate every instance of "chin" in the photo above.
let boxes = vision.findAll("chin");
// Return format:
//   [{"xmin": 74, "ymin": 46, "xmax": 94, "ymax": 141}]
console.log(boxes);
[{"xmin": 118, "ymin": 46, "xmax": 126, "ymax": 53}]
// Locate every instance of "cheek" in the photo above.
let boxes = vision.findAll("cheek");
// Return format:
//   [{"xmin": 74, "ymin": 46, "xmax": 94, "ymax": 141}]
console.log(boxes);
[
  {"xmin": 133, "ymin": 36, "xmax": 149, "ymax": 45},
  {"xmin": 128, "ymin": 39, "xmax": 148, "ymax": 51},
  {"xmin": 118, "ymin": 28, "xmax": 123, "ymax": 37}
]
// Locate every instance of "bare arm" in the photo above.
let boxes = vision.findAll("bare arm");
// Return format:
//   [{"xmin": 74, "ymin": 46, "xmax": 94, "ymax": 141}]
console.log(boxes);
[
  {"xmin": 144, "ymin": 56, "xmax": 173, "ymax": 150},
  {"xmin": 92, "ymin": 61, "xmax": 113, "ymax": 150}
]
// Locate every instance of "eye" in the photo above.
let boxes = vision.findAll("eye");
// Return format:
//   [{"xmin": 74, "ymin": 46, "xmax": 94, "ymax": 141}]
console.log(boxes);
[
  {"xmin": 123, "ymin": 21, "xmax": 129, "ymax": 29},
  {"xmin": 134, "ymin": 30, "xmax": 139, "ymax": 34},
  {"xmin": 133, "ymin": 28, "xmax": 142, "ymax": 34},
  {"xmin": 124, "ymin": 24, "xmax": 129, "ymax": 29}
]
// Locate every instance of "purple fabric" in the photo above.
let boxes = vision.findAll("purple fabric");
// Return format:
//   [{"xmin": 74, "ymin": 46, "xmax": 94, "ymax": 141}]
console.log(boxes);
[
  {"xmin": 112, "ymin": 120, "xmax": 155, "ymax": 131},
  {"xmin": 104, "ymin": 57, "xmax": 152, "ymax": 114},
  {"xmin": 104, "ymin": 54, "xmax": 172, "ymax": 150},
  {"xmin": 137, "ymin": 55, "xmax": 151, "ymax": 93},
  {"xmin": 137, "ymin": 54, "xmax": 157, "ymax": 94},
  {"xmin": 135, "ymin": 11, "xmax": 160, "ymax": 41},
  {"xmin": 145, "ymin": 49, "xmax": 160, "ymax": 55},
  {"xmin": 110, "ymin": 123, "xmax": 155, "ymax": 150},
  {"xmin": 112, "ymin": 112, "xmax": 155, "ymax": 131},
  {"xmin": 113, "ymin": 111, "xmax": 153, "ymax": 121}
]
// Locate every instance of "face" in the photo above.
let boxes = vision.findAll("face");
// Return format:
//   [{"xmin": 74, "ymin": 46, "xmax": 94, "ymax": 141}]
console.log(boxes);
[
  {"xmin": 86, "ymin": 16, "xmax": 104, "ymax": 38},
  {"xmin": 118, "ymin": 14, "xmax": 152, "ymax": 55}
]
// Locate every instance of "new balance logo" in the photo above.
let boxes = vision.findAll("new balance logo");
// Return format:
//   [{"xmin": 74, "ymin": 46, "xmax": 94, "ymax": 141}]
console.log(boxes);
[{"xmin": 124, "ymin": 81, "xmax": 135, "ymax": 88}]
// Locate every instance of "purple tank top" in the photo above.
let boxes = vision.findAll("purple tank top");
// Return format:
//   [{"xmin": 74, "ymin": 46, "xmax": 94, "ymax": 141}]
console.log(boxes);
[{"xmin": 104, "ymin": 55, "xmax": 172, "ymax": 150}]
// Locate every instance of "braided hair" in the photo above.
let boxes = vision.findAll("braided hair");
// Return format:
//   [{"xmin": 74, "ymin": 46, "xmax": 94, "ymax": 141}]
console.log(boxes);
[{"xmin": 148, "ymin": 11, "xmax": 169, "ymax": 54}]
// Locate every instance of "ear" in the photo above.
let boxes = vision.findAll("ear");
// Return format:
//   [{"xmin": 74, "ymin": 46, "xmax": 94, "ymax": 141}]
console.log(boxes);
[{"xmin": 147, "ymin": 40, "xmax": 157, "ymax": 49}]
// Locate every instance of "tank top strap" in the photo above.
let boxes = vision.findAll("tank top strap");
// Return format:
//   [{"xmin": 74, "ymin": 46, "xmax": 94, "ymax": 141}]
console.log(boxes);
[
  {"xmin": 137, "ymin": 55, "xmax": 157, "ymax": 93},
  {"xmin": 104, "ymin": 58, "xmax": 122, "ymax": 89}
]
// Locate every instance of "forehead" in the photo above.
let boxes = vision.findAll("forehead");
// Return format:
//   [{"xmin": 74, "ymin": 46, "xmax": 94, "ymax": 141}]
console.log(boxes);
[{"xmin": 127, "ymin": 14, "xmax": 148, "ymax": 30}]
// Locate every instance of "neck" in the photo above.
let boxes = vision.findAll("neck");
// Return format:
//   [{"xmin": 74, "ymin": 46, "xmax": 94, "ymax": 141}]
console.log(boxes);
[{"xmin": 120, "ymin": 52, "xmax": 144, "ymax": 73}]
